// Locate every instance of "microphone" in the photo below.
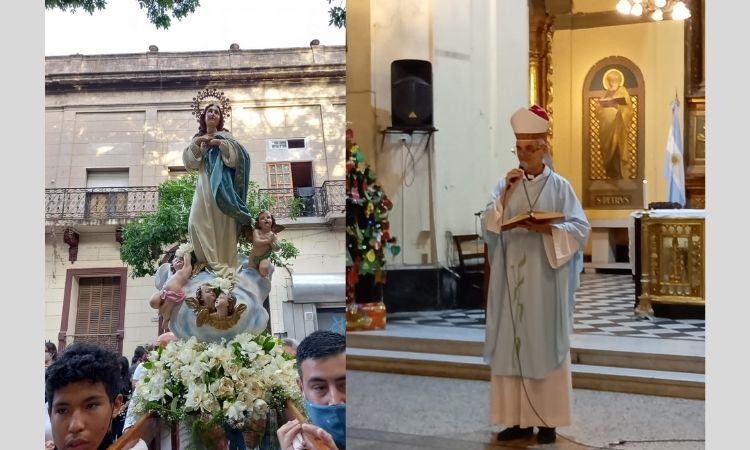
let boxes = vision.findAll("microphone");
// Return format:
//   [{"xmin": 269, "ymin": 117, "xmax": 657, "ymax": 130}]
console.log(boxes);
[{"xmin": 508, "ymin": 163, "xmax": 527, "ymax": 186}]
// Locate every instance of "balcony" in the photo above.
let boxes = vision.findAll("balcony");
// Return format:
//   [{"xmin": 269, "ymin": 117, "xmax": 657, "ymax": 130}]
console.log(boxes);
[
  {"xmin": 259, "ymin": 180, "xmax": 345, "ymax": 221},
  {"xmin": 45, "ymin": 187, "xmax": 159, "ymax": 225},
  {"xmin": 45, "ymin": 180, "xmax": 345, "ymax": 225}
]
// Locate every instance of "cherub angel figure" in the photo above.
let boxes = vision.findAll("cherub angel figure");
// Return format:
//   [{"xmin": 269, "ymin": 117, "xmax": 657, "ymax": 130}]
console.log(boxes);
[
  {"xmin": 214, "ymin": 291, "xmax": 238, "ymax": 318},
  {"xmin": 186, "ymin": 279, "xmax": 246, "ymax": 329},
  {"xmin": 149, "ymin": 243, "xmax": 193, "ymax": 328},
  {"xmin": 245, "ymin": 210, "xmax": 284, "ymax": 278}
]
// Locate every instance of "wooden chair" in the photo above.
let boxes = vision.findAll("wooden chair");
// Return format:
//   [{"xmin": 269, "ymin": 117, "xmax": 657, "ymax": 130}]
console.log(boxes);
[{"xmin": 452, "ymin": 234, "xmax": 487, "ymax": 310}]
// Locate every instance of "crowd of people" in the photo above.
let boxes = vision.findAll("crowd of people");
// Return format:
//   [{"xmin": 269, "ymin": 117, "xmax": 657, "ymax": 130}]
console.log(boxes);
[{"xmin": 44, "ymin": 330, "xmax": 345, "ymax": 450}]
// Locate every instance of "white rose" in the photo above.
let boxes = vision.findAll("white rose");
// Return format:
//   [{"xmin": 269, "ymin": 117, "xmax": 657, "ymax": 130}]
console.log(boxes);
[
  {"xmin": 210, "ymin": 277, "xmax": 232, "ymax": 293},
  {"xmin": 185, "ymin": 384, "xmax": 216, "ymax": 414},
  {"xmin": 234, "ymin": 367, "xmax": 254, "ymax": 384},
  {"xmin": 209, "ymin": 377, "xmax": 235, "ymax": 399},
  {"xmin": 147, "ymin": 373, "xmax": 166, "ymax": 401},
  {"xmin": 177, "ymin": 346, "xmax": 197, "ymax": 365},
  {"xmin": 249, "ymin": 399, "xmax": 269, "ymax": 420},
  {"xmin": 223, "ymin": 400, "xmax": 247, "ymax": 422},
  {"xmin": 176, "ymin": 242, "xmax": 193, "ymax": 258},
  {"xmin": 240, "ymin": 340, "xmax": 261, "ymax": 358}
]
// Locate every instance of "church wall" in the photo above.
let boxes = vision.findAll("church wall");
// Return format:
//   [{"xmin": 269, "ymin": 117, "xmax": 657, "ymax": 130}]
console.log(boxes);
[{"xmin": 353, "ymin": 0, "xmax": 529, "ymax": 267}]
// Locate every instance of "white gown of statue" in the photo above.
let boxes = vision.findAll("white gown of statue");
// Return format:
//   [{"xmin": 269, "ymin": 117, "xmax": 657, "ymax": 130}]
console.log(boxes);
[{"xmin": 183, "ymin": 132, "xmax": 241, "ymax": 280}]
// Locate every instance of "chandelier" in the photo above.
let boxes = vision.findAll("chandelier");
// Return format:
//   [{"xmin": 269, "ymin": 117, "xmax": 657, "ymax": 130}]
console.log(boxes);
[{"xmin": 615, "ymin": 0, "xmax": 691, "ymax": 21}]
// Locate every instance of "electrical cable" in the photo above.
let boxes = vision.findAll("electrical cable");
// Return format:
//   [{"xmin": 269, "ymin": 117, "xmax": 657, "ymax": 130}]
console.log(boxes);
[
  {"xmin": 497, "ymin": 227, "xmax": 610, "ymax": 450},
  {"xmin": 403, "ymin": 132, "xmax": 433, "ymax": 188},
  {"xmin": 403, "ymin": 135, "xmax": 418, "ymax": 187}
]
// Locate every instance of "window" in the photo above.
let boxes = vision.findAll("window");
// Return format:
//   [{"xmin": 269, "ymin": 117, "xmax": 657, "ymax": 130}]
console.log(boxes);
[
  {"xmin": 68, "ymin": 276, "xmax": 122, "ymax": 352},
  {"xmin": 59, "ymin": 268, "xmax": 127, "ymax": 354},
  {"xmin": 85, "ymin": 169, "xmax": 129, "ymax": 219},
  {"xmin": 267, "ymin": 138, "xmax": 306, "ymax": 150},
  {"xmin": 168, "ymin": 166, "xmax": 188, "ymax": 180},
  {"xmin": 86, "ymin": 169, "xmax": 129, "ymax": 188},
  {"xmin": 266, "ymin": 161, "xmax": 316, "ymax": 217},
  {"xmin": 267, "ymin": 163, "xmax": 293, "ymax": 189},
  {"xmin": 288, "ymin": 138, "xmax": 306, "ymax": 149},
  {"xmin": 265, "ymin": 138, "xmax": 312, "ymax": 162},
  {"xmin": 266, "ymin": 161, "xmax": 313, "ymax": 189}
]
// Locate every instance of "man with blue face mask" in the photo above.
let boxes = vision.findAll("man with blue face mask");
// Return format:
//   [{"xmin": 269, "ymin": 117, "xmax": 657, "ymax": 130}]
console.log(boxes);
[{"xmin": 277, "ymin": 330, "xmax": 346, "ymax": 450}]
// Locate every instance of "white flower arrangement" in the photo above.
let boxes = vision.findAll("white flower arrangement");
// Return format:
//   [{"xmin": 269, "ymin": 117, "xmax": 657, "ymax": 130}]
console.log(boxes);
[
  {"xmin": 175, "ymin": 242, "xmax": 194, "ymax": 258},
  {"xmin": 130, "ymin": 332, "xmax": 300, "ymax": 445},
  {"xmin": 209, "ymin": 277, "xmax": 233, "ymax": 296}
]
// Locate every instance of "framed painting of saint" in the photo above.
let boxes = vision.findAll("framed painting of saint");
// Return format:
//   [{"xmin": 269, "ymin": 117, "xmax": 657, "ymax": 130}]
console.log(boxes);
[{"xmin": 582, "ymin": 56, "xmax": 645, "ymax": 209}]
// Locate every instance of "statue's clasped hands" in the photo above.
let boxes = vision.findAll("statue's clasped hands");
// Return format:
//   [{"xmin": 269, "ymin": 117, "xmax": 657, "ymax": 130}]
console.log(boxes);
[{"xmin": 197, "ymin": 134, "xmax": 221, "ymax": 148}]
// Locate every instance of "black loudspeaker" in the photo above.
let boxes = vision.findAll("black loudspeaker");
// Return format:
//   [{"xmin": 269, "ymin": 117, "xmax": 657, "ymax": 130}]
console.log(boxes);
[{"xmin": 391, "ymin": 59, "xmax": 433, "ymax": 130}]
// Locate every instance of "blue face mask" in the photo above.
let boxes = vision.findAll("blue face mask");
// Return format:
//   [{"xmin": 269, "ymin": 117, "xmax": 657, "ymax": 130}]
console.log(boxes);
[{"xmin": 304, "ymin": 399, "xmax": 346, "ymax": 449}]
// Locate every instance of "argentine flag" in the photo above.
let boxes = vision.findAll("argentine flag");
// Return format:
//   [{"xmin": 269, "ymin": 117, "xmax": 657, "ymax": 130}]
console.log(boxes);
[{"xmin": 663, "ymin": 98, "xmax": 686, "ymax": 206}]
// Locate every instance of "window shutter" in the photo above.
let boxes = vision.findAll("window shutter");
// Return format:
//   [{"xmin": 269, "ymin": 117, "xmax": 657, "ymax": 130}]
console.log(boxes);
[{"xmin": 73, "ymin": 277, "xmax": 120, "ymax": 352}]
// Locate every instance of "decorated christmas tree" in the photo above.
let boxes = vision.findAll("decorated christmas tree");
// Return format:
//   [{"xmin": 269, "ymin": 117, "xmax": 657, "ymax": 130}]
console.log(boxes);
[{"xmin": 345, "ymin": 128, "xmax": 400, "ymax": 330}]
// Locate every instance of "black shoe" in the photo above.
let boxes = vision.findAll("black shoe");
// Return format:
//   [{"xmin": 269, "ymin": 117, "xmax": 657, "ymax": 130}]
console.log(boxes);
[
  {"xmin": 497, "ymin": 426, "xmax": 534, "ymax": 441},
  {"xmin": 537, "ymin": 427, "xmax": 556, "ymax": 444}
]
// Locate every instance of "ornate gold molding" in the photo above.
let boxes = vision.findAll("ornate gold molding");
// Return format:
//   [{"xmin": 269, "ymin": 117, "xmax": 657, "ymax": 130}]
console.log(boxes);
[
  {"xmin": 637, "ymin": 213, "xmax": 705, "ymax": 317},
  {"xmin": 529, "ymin": 3, "xmax": 555, "ymax": 154}
]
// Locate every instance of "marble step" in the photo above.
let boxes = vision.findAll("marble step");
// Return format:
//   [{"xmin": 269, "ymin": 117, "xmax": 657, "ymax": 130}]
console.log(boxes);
[
  {"xmin": 347, "ymin": 324, "xmax": 704, "ymax": 374},
  {"xmin": 347, "ymin": 347, "xmax": 704, "ymax": 400}
]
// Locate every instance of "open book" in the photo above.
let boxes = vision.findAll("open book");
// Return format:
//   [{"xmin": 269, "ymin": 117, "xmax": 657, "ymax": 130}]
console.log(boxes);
[
  {"xmin": 598, "ymin": 97, "xmax": 627, "ymax": 108},
  {"xmin": 501, "ymin": 211, "xmax": 565, "ymax": 232}
]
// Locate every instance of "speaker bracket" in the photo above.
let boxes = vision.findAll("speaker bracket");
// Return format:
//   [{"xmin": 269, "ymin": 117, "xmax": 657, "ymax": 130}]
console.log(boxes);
[{"xmin": 379, "ymin": 127, "xmax": 438, "ymax": 152}]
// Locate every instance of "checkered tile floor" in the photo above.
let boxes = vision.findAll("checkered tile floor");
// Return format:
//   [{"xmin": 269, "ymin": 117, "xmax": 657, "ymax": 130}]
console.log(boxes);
[{"xmin": 387, "ymin": 273, "xmax": 705, "ymax": 341}]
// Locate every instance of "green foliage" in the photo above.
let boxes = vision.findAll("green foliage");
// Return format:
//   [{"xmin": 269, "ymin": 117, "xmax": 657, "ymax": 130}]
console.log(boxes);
[
  {"xmin": 120, "ymin": 175, "xmax": 300, "ymax": 278},
  {"xmin": 120, "ymin": 173, "xmax": 197, "ymax": 278},
  {"xmin": 137, "ymin": 0, "xmax": 200, "ymax": 29},
  {"xmin": 269, "ymin": 240, "xmax": 300, "ymax": 269},
  {"xmin": 45, "ymin": 0, "xmax": 107, "ymax": 14},
  {"xmin": 46, "ymin": 0, "xmax": 200, "ymax": 29},
  {"xmin": 244, "ymin": 181, "xmax": 302, "ymax": 221},
  {"xmin": 188, "ymin": 414, "xmax": 225, "ymax": 450},
  {"xmin": 48, "ymin": 0, "xmax": 344, "ymax": 30},
  {"xmin": 326, "ymin": 0, "xmax": 346, "ymax": 28}
]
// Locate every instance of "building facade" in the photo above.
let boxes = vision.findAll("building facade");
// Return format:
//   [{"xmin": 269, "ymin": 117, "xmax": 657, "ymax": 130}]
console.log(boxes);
[{"xmin": 45, "ymin": 45, "xmax": 345, "ymax": 358}]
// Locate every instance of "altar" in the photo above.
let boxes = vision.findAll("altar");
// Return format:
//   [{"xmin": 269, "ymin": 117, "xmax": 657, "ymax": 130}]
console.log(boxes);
[{"xmin": 629, "ymin": 209, "xmax": 705, "ymax": 318}]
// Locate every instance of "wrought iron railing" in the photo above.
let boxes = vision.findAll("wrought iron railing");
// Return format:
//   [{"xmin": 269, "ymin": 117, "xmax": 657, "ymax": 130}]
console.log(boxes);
[
  {"xmin": 45, "ymin": 187, "xmax": 159, "ymax": 221},
  {"xmin": 259, "ymin": 180, "xmax": 345, "ymax": 219},
  {"xmin": 321, "ymin": 180, "xmax": 346, "ymax": 215},
  {"xmin": 46, "ymin": 181, "xmax": 345, "ymax": 222}
]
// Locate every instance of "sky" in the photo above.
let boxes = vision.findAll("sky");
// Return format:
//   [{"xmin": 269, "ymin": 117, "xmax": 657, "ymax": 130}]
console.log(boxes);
[{"xmin": 45, "ymin": 0, "xmax": 346, "ymax": 56}]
